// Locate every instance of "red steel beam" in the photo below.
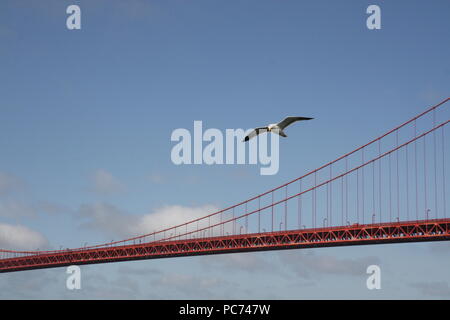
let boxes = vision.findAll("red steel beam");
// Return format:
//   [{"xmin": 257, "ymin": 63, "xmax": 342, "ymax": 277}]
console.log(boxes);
[{"xmin": 1, "ymin": 218, "xmax": 449, "ymax": 273}]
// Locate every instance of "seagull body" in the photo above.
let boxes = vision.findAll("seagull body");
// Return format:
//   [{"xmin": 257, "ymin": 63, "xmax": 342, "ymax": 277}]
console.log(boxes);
[{"xmin": 243, "ymin": 116, "xmax": 313, "ymax": 142}]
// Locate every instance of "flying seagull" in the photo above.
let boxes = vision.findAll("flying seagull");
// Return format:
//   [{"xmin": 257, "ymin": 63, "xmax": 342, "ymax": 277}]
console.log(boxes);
[{"xmin": 243, "ymin": 116, "xmax": 313, "ymax": 142}]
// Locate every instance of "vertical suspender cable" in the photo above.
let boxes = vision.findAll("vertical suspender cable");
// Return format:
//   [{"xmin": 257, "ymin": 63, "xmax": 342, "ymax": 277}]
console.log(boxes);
[
  {"xmin": 379, "ymin": 140, "xmax": 382, "ymax": 223},
  {"xmin": 396, "ymin": 130, "xmax": 400, "ymax": 221},
  {"xmin": 433, "ymin": 110, "xmax": 438, "ymax": 218},
  {"xmin": 415, "ymin": 120, "xmax": 419, "ymax": 220},
  {"xmin": 442, "ymin": 127, "xmax": 447, "ymax": 218}
]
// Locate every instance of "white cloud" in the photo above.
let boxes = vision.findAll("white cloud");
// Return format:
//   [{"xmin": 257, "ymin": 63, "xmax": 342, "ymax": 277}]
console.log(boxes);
[
  {"xmin": 0, "ymin": 223, "xmax": 48, "ymax": 250},
  {"xmin": 134, "ymin": 205, "xmax": 220, "ymax": 236},
  {"xmin": 91, "ymin": 169, "xmax": 125, "ymax": 195},
  {"xmin": 77, "ymin": 203, "xmax": 239, "ymax": 241}
]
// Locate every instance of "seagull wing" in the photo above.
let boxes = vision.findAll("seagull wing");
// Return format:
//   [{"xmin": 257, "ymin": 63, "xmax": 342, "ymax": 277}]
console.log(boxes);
[
  {"xmin": 277, "ymin": 116, "xmax": 313, "ymax": 130},
  {"xmin": 243, "ymin": 127, "xmax": 268, "ymax": 142}
]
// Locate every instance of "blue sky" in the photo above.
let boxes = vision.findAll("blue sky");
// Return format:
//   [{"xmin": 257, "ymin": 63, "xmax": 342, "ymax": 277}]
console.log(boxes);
[{"xmin": 0, "ymin": 0, "xmax": 449, "ymax": 299}]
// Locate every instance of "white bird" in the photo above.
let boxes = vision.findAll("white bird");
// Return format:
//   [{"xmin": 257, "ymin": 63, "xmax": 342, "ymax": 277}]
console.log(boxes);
[{"xmin": 243, "ymin": 116, "xmax": 313, "ymax": 142}]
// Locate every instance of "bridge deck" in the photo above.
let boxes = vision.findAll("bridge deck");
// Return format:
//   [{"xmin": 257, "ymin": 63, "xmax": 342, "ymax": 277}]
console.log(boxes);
[{"xmin": 1, "ymin": 218, "xmax": 449, "ymax": 273}]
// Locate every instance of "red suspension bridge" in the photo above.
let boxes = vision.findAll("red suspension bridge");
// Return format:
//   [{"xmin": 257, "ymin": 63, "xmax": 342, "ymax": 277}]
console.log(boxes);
[{"xmin": 1, "ymin": 98, "xmax": 449, "ymax": 273}]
